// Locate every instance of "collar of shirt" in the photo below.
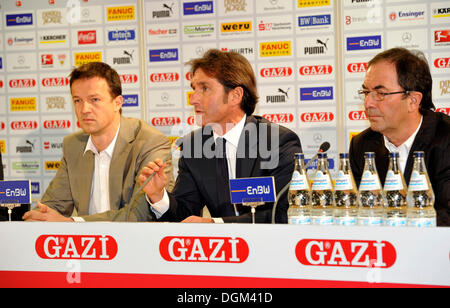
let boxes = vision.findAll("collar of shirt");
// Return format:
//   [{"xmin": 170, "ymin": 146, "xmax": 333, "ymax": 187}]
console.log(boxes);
[
  {"xmin": 84, "ymin": 124, "xmax": 120, "ymax": 157},
  {"xmin": 213, "ymin": 115, "xmax": 246, "ymax": 149},
  {"xmin": 384, "ymin": 116, "xmax": 423, "ymax": 173}
]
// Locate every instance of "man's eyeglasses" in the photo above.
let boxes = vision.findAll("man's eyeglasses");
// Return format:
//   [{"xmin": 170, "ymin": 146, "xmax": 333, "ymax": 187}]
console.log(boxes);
[{"xmin": 358, "ymin": 89, "xmax": 411, "ymax": 101}]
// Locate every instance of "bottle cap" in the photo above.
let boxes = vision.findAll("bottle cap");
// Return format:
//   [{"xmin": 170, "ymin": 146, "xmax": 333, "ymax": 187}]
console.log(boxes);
[
  {"xmin": 318, "ymin": 153, "xmax": 328, "ymax": 159},
  {"xmin": 364, "ymin": 152, "xmax": 375, "ymax": 158},
  {"xmin": 413, "ymin": 151, "xmax": 424, "ymax": 157},
  {"xmin": 339, "ymin": 153, "xmax": 349, "ymax": 159},
  {"xmin": 295, "ymin": 153, "xmax": 304, "ymax": 159},
  {"xmin": 389, "ymin": 152, "xmax": 399, "ymax": 158}
]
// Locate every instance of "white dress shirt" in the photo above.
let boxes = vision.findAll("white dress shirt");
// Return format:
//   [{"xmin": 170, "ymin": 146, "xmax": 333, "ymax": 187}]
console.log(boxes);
[
  {"xmin": 150, "ymin": 115, "xmax": 247, "ymax": 222},
  {"xmin": 383, "ymin": 117, "xmax": 423, "ymax": 174},
  {"xmin": 72, "ymin": 125, "xmax": 120, "ymax": 222}
]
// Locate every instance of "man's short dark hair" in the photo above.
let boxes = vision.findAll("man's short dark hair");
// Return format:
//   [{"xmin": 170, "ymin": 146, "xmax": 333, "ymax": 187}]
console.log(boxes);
[
  {"xmin": 69, "ymin": 62, "xmax": 122, "ymax": 99},
  {"xmin": 368, "ymin": 47, "xmax": 435, "ymax": 114},
  {"xmin": 187, "ymin": 49, "xmax": 259, "ymax": 116}
]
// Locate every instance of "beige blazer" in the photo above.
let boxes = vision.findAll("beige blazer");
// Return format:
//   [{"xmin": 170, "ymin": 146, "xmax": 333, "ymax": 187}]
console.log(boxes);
[{"xmin": 41, "ymin": 117, "xmax": 174, "ymax": 221}]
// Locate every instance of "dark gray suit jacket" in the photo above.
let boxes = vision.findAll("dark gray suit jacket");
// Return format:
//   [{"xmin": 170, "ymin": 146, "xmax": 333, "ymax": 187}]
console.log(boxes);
[
  {"xmin": 349, "ymin": 110, "xmax": 450, "ymax": 226},
  {"xmin": 159, "ymin": 115, "xmax": 302, "ymax": 223}
]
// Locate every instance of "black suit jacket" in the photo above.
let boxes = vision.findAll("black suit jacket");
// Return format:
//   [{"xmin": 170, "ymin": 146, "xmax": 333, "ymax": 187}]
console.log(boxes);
[
  {"xmin": 349, "ymin": 110, "xmax": 450, "ymax": 226},
  {"xmin": 160, "ymin": 115, "xmax": 302, "ymax": 223}
]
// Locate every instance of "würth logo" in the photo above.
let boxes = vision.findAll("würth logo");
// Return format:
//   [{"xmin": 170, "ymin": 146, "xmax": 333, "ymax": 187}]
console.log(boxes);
[
  {"xmin": 159, "ymin": 236, "xmax": 249, "ymax": 263},
  {"xmin": 295, "ymin": 239, "xmax": 396, "ymax": 268},
  {"xmin": 35, "ymin": 235, "xmax": 118, "ymax": 260}
]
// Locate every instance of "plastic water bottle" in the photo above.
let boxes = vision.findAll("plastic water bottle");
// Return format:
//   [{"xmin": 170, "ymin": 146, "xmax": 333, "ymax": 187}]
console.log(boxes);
[
  {"xmin": 383, "ymin": 152, "xmax": 407, "ymax": 227},
  {"xmin": 334, "ymin": 153, "xmax": 358, "ymax": 226},
  {"xmin": 358, "ymin": 152, "xmax": 384, "ymax": 226},
  {"xmin": 311, "ymin": 153, "xmax": 335, "ymax": 225},
  {"xmin": 406, "ymin": 151, "xmax": 436, "ymax": 227},
  {"xmin": 287, "ymin": 153, "xmax": 311, "ymax": 225}
]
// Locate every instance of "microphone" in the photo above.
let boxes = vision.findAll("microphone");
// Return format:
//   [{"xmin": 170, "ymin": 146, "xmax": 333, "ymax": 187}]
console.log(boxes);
[
  {"xmin": 304, "ymin": 141, "xmax": 330, "ymax": 170},
  {"xmin": 125, "ymin": 137, "xmax": 184, "ymax": 221},
  {"xmin": 271, "ymin": 141, "xmax": 330, "ymax": 224}
]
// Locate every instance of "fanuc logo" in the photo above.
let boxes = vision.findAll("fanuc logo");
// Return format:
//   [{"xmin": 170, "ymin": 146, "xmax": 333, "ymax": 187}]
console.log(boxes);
[
  {"xmin": 295, "ymin": 239, "xmax": 397, "ymax": 268},
  {"xmin": 35, "ymin": 235, "xmax": 118, "ymax": 260},
  {"xmin": 159, "ymin": 236, "xmax": 249, "ymax": 263}
]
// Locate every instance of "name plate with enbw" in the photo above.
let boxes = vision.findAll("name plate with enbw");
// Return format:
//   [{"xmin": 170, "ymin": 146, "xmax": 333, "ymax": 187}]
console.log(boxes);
[{"xmin": 229, "ymin": 177, "xmax": 276, "ymax": 204}]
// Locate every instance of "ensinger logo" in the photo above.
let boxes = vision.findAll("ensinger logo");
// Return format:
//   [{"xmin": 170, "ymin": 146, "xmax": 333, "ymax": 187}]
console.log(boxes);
[
  {"xmin": 260, "ymin": 41, "xmax": 291, "ymax": 57},
  {"xmin": 149, "ymin": 49, "xmax": 179, "ymax": 62},
  {"xmin": 159, "ymin": 236, "xmax": 249, "ymax": 263},
  {"xmin": 35, "ymin": 235, "xmax": 118, "ymax": 260},
  {"xmin": 107, "ymin": 6, "xmax": 135, "ymax": 21},
  {"xmin": 300, "ymin": 65, "xmax": 333, "ymax": 76},
  {"xmin": 183, "ymin": 1, "xmax": 214, "ymax": 15},
  {"xmin": 262, "ymin": 113, "xmax": 294, "ymax": 124},
  {"xmin": 347, "ymin": 35, "xmax": 382, "ymax": 51},
  {"xmin": 300, "ymin": 87, "xmax": 333, "ymax": 100},
  {"xmin": 6, "ymin": 13, "xmax": 33, "ymax": 27},
  {"xmin": 295, "ymin": 239, "xmax": 397, "ymax": 268}
]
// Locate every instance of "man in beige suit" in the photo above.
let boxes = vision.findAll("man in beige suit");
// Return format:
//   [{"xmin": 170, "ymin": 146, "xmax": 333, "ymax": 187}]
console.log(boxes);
[{"xmin": 23, "ymin": 62, "xmax": 174, "ymax": 222}]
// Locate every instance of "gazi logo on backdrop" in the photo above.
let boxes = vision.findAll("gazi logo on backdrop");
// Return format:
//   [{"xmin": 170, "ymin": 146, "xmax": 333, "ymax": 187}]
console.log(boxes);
[
  {"xmin": 300, "ymin": 112, "xmax": 334, "ymax": 123},
  {"xmin": 36, "ymin": 235, "xmax": 118, "ymax": 260},
  {"xmin": 151, "ymin": 117, "xmax": 181, "ymax": 127},
  {"xmin": 159, "ymin": 236, "xmax": 249, "ymax": 263},
  {"xmin": 150, "ymin": 72, "xmax": 180, "ymax": 83},
  {"xmin": 434, "ymin": 57, "xmax": 450, "ymax": 69},
  {"xmin": 347, "ymin": 35, "xmax": 382, "ymax": 51},
  {"xmin": 183, "ymin": 1, "xmax": 214, "ymax": 15},
  {"xmin": 295, "ymin": 239, "xmax": 397, "ymax": 268},
  {"xmin": 260, "ymin": 67, "xmax": 293, "ymax": 78},
  {"xmin": 300, "ymin": 87, "xmax": 333, "ymax": 101},
  {"xmin": 149, "ymin": 49, "xmax": 179, "ymax": 62},
  {"xmin": 347, "ymin": 62, "xmax": 368, "ymax": 73},
  {"xmin": 262, "ymin": 113, "xmax": 294, "ymax": 124},
  {"xmin": 300, "ymin": 65, "xmax": 333, "ymax": 76}
]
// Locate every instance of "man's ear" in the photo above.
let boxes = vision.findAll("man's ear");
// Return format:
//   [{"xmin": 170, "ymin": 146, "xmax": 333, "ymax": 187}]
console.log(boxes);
[
  {"xmin": 408, "ymin": 91, "xmax": 422, "ymax": 113},
  {"xmin": 229, "ymin": 86, "xmax": 244, "ymax": 106},
  {"xmin": 114, "ymin": 95, "xmax": 123, "ymax": 112}
]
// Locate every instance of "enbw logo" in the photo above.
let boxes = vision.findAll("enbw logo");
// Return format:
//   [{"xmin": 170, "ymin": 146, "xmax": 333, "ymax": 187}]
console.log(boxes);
[
  {"xmin": 300, "ymin": 87, "xmax": 334, "ymax": 101},
  {"xmin": 149, "ymin": 49, "xmax": 179, "ymax": 62},
  {"xmin": 6, "ymin": 13, "xmax": 33, "ymax": 27},
  {"xmin": 123, "ymin": 95, "xmax": 139, "ymax": 107},
  {"xmin": 347, "ymin": 35, "xmax": 382, "ymax": 51},
  {"xmin": 183, "ymin": 1, "xmax": 214, "ymax": 15}
]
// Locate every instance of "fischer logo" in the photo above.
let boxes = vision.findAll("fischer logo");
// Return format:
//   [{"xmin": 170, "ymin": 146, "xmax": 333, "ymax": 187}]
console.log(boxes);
[
  {"xmin": 41, "ymin": 77, "xmax": 69, "ymax": 87},
  {"xmin": 43, "ymin": 120, "xmax": 71, "ymax": 129},
  {"xmin": 159, "ymin": 236, "xmax": 249, "ymax": 263},
  {"xmin": 151, "ymin": 117, "xmax": 181, "ymax": 126},
  {"xmin": 434, "ymin": 57, "xmax": 450, "ymax": 69},
  {"xmin": 35, "ymin": 235, "xmax": 118, "ymax": 260},
  {"xmin": 437, "ymin": 107, "xmax": 450, "ymax": 116},
  {"xmin": 119, "ymin": 74, "xmax": 138, "ymax": 84},
  {"xmin": 347, "ymin": 62, "xmax": 368, "ymax": 73},
  {"xmin": 9, "ymin": 78, "xmax": 36, "ymax": 89},
  {"xmin": 150, "ymin": 72, "xmax": 180, "ymax": 83},
  {"xmin": 78, "ymin": 30, "xmax": 97, "ymax": 45},
  {"xmin": 11, "ymin": 121, "xmax": 38, "ymax": 130},
  {"xmin": 295, "ymin": 239, "xmax": 396, "ymax": 268},
  {"xmin": 349, "ymin": 110, "xmax": 368, "ymax": 121},
  {"xmin": 300, "ymin": 65, "xmax": 333, "ymax": 76},
  {"xmin": 260, "ymin": 67, "xmax": 293, "ymax": 78},
  {"xmin": 301, "ymin": 112, "xmax": 334, "ymax": 122},
  {"xmin": 262, "ymin": 113, "xmax": 294, "ymax": 124}
]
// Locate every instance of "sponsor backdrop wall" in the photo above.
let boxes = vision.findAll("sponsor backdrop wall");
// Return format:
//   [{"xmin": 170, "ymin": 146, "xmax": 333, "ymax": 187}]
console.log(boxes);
[{"xmin": 0, "ymin": 0, "xmax": 449, "ymax": 203}]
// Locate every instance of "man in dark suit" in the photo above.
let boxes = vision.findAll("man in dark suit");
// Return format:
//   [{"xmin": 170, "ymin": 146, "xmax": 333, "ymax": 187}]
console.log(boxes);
[
  {"xmin": 139, "ymin": 49, "xmax": 302, "ymax": 223},
  {"xmin": 349, "ymin": 48, "xmax": 450, "ymax": 226}
]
